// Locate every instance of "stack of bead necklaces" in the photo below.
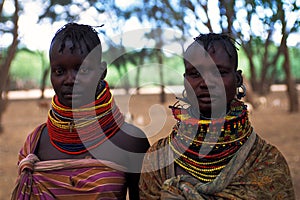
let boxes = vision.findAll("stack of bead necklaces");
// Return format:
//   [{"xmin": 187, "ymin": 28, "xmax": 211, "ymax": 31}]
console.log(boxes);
[
  {"xmin": 169, "ymin": 99, "xmax": 252, "ymax": 182},
  {"xmin": 47, "ymin": 81, "xmax": 125, "ymax": 155}
]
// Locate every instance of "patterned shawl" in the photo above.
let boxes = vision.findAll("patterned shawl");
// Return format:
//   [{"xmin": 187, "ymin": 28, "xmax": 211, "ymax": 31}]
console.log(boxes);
[
  {"xmin": 11, "ymin": 124, "xmax": 127, "ymax": 200},
  {"xmin": 139, "ymin": 131, "xmax": 295, "ymax": 199}
]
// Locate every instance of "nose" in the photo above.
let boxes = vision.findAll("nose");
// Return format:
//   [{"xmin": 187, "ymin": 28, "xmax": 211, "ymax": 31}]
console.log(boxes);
[
  {"xmin": 198, "ymin": 77, "xmax": 207, "ymax": 88},
  {"xmin": 64, "ymin": 70, "xmax": 76, "ymax": 85},
  {"xmin": 198, "ymin": 71, "xmax": 216, "ymax": 89}
]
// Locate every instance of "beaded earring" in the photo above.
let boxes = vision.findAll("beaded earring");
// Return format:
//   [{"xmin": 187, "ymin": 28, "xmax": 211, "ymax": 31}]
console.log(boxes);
[{"xmin": 236, "ymin": 84, "xmax": 246, "ymax": 99}]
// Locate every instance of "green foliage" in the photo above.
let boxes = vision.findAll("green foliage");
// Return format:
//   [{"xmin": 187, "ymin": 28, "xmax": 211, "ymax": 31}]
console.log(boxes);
[
  {"xmin": 290, "ymin": 47, "xmax": 300, "ymax": 82},
  {"xmin": 106, "ymin": 54, "xmax": 184, "ymax": 88},
  {"xmin": 237, "ymin": 50, "xmax": 250, "ymax": 76},
  {"xmin": 9, "ymin": 50, "xmax": 50, "ymax": 90},
  {"xmin": 9, "ymin": 45, "xmax": 300, "ymax": 90},
  {"xmin": 238, "ymin": 42, "xmax": 300, "ymax": 83}
]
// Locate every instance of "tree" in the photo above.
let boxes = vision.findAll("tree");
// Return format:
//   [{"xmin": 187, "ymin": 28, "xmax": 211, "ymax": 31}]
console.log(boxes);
[
  {"xmin": 0, "ymin": 0, "xmax": 20, "ymax": 133},
  {"xmin": 277, "ymin": 0, "xmax": 299, "ymax": 112},
  {"xmin": 127, "ymin": 0, "xmax": 299, "ymax": 112},
  {"xmin": 125, "ymin": 0, "xmax": 191, "ymax": 102},
  {"xmin": 219, "ymin": 0, "xmax": 299, "ymax": 112}
]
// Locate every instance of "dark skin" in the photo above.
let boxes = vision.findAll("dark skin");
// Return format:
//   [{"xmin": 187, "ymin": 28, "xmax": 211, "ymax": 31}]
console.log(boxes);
[
  {"xmin": 36, "ymin": 38, "xmax": 150, "ymax": 200},
  {"xmin": 176, "ymin": 40, "xmax": 242, "ymax": 176}
]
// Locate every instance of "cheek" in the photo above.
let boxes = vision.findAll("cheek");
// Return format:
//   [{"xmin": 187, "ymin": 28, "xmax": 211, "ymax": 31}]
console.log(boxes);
[
  {"xmin": 184, "ymin": 79, "xmax": 195, "ymax": 95},
  {"xmin": 225, "ymin": 79, "xmax": 237, "ymax": 100},
  {"xmin": 50, "ymin": 75, "xmax": 59, "ymax": 88},
  {"xmin": 184, "ymin": 78, "xmax": 198, "ymax": 90},
  {"xmin": 78, "ymin": 74, "xmax": 99, "ymax": 85},
  {"xmin": 184, "ymin": 79, "xmax": 199, "ymax": 105}
]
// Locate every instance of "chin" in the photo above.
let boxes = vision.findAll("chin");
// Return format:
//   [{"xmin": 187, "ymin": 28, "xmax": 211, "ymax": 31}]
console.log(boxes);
[
  {"xmin": 62, "ymin": 101, "xmax": 73, "ymax": 108},
  {"xmin": 200, "ymin": 106, "xmax": 227, "ymax": 118}
]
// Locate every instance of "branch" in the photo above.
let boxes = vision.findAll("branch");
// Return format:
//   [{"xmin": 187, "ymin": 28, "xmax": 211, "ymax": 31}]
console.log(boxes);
[{"xmin": 0, "ymin": 0, "xmax": 5, "ymax": 16}]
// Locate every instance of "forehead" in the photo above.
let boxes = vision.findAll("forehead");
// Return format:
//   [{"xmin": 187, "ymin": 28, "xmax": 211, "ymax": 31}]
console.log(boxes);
[
  {"xmin": 50, "ymin": 38, "xmax": 86, "ymax": 54},
  {"xmin": 184, "ymin": 40, "xmax": 233, "ymax": 70}
]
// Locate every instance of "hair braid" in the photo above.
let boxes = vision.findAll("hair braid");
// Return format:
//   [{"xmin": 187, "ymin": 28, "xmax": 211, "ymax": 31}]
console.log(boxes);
[{"xmin": 51, "ymin": 23, "xmax": 101, "ymax": 54}]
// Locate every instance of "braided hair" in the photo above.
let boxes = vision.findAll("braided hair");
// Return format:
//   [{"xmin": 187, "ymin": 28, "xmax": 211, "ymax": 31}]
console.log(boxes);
[
  {"xmin": 193, "ymin": 33, "xmax": 239, "ymax": 70},
  {"xmin": 50, "ymin": 23, "xmax": 101, "ymax": 54}
]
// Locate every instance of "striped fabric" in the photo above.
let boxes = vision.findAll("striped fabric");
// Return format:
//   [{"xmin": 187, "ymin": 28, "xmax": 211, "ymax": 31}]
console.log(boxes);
[{"xmin": 11, "ymin": 124, "xmax": 127, "ymax": 200}]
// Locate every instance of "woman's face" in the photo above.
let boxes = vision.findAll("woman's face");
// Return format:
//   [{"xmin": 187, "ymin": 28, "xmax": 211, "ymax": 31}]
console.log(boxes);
[
  {"xmin": 50, "ymin": 39, "xmax": 105, "ymax": 108},
  {"xmin": 184, "ymin": 40, "xmax": 239, "ymax": 118}
]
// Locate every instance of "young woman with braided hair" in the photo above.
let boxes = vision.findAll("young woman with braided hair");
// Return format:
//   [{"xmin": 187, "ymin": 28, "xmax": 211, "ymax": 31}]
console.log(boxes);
[
  {"xmin": 139, "ymin": 33, "xmax": 295, "ymax": 199},
  {"xmin": 12, "ymin": 23, "xmax": 150, "ymax": 200}
]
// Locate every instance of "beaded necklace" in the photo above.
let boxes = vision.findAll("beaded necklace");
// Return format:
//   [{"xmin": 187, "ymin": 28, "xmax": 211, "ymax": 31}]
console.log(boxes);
[
  {"xmin": 47, "ymin": 81, "xmax": 125, "ymax": 155},
  {"xmin": 169, "ymin": 99, "xmax": 252, "ymax": 182}
]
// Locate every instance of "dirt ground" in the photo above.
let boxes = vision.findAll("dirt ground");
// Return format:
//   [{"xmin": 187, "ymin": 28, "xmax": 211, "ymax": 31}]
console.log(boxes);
[{"xmin": 0, "ymin": 92, "xmax": 299, "ymax": 199}]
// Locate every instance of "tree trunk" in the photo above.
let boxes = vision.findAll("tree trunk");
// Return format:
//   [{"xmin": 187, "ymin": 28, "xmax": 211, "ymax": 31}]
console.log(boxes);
[
  {"xmin": 135, "ymin": 50, "xmax": 146, "ymax": 95},
  {"xmin": 40, "ymin": 66, "xmax": 50, "ymax": 99},
  {"xmin": 277, "ymin": 1, "xmax": 298, "ymax": 112},
  {"xmin": 157, "ymin": 49, "xmax": 165, "ymax": 103},
  {"xmin": 243, "ymin": 44, "xmax": 259, "ymax": 92},
  {"xmin": 123, "ymin": 64, "xmax": 130, "ymax": 94},
  {"xmin": 0, "ymin": 77, "xmax": 9, "ymax": 133},
  {"xmin": 154, "ymin": 28, "xmax": 165, "ymax": 103},
  {"xmin": 260, "ymin": 30, "xmax": 273, "ymax": 95},
  {"xmin": 282, "ymin": 40, "xmax": 298, "ymax": 112},
  {"xmin": 135, "ymin": 64, "xmax": 141, "ymax": 95},
  {"xmin": 0, "ymin": 0, "xmax": 19, "ymax": 133}
]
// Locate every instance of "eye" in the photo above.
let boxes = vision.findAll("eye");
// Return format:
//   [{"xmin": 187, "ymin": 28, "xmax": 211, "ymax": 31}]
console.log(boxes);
[
  {"xmin": 219, "ymin": 69, "xmax": 230, "ymax": 76},
  {"xmin": 187, "ymin": 71, "xmax": 201, "ymax": 79},
  {"xmin": 53, "ymin": 67, "xmax": 64, "ymax": 76},
  {"xmin": 79, "ymin": 66, "xmax": 89, "ymax": 74},
  {"xmin": 191, "ymin": 72, "xmax": 201, "ymax": 78}
]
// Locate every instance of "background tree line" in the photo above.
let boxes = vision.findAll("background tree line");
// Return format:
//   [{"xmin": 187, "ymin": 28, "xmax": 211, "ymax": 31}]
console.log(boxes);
[{"xmin": 0, "ymin": 0, "xmax": 299, "ymax": 132}]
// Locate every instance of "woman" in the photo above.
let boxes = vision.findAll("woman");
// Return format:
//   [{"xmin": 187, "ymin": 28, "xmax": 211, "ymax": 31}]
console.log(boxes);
[
  {"xmin": 11, "ymin": 23, "xmax": 150, "ymax": 200},
  {"xmin": 139, "ymin": 33, "xmax": 295, "ymax": 199}
]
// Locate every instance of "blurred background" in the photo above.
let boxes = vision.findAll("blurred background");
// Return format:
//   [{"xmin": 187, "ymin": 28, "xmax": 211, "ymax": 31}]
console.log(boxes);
[{"xmin": 0, "ymin": 0, "xmax": 299, "ymax": 199}]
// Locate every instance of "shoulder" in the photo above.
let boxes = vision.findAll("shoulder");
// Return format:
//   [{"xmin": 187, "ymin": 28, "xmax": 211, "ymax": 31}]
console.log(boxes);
[
  {"xmin": 236, "ymin": 134, "xmax": 295, "ymax": 198},
  {"xmin": 18, "ymin": 123, "xmax": 46, "ymax": 161},
  {"xmin": 121, "ymin": 122, "xmax": 145, "ymax": 137},
  {"xmin": 24, "ymin": 123, "xmax": 46, "ymax": 148},
  {"xmin": 255, "ymin": 135, "xmax": 288, "ymax": 163},
  {"xmin": 142, "ymin": 137, "xmax": 170, "ymax": 169},
  {"xmin": 242, "ymin": 134, "xmax": 293, "ymax": 179},
  {"xmin": 147, "ymin": 136, "xmax": 169, "ymax": 153},
  {"xmin": 114, "ymin": 122, "xmax": 150, "ymax": 153},
  {"xmin": 27, "ymin": 123, "xmax": 46, "ymax": 141}
]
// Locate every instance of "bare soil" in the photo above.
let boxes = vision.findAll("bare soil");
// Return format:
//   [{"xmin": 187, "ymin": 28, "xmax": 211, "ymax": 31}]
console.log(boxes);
[{"xmin": 0, "ymin": 92, "xmax": 299, "ymax": 199}]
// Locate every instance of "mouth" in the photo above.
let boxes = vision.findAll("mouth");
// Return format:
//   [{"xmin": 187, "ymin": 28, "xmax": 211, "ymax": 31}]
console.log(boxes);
[
  {"xmin": 62, "ymin": 92, "xmax": 82, "ymax": 99},
  {"xmin": 197, "ymin": 93, "xmax": 216, "ymax": 103}
]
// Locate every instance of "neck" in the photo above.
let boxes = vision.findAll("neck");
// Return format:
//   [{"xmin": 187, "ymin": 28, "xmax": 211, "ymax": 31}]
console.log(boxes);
[{"xmin": 189, "ymin": 109, "xmax": 227, "ymax": 120}]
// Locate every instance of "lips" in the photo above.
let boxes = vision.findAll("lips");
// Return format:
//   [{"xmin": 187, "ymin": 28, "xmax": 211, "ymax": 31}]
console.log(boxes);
[
  {"xmin": 61, "ymin": 89, "xmax": 82, "ymax": 98},
  {"xmin": 198, "ymin": 97, "xmax": 211, "ymax": 103},
  {"xmin": 197, "ymin": 93, "xmax": 216, "ymax": 103},
  {"xmin": 63, "ymin": 92, "xmax": 82, "ymax": 98},
  {"xmin": 198, "ymin": 93, "xmax": 210, "ymax": 98}
]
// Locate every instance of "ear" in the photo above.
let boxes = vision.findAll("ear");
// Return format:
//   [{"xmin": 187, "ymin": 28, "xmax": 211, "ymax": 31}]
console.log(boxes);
[
  {"xmin": 236, "ymin": 70, "xmax": 243, "ymax": 87},
  {"xmin": 100, "ymin": 61, "xmax": 107, "ymax": 80}
]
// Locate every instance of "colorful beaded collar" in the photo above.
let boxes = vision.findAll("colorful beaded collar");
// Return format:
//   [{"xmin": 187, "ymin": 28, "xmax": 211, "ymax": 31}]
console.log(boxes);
[
  {"xmin": 47, "ymin": 81, "xmax": 125, "ymax": 155},
  {"xmin": 169, "ymin": 100, "xmax": 251, "ymax": 145},
  {"xmin": 169, "ymin": 99, "xmax": 252, "ymax": 182}
]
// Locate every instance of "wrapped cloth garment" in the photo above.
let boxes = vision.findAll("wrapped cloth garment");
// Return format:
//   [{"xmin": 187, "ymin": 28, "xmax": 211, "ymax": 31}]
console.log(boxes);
[
  {"xmin": 139, "ymin": 131, "xmax": 295, "ymax": 199},
  {"xmin": 11, "ymin": 124, "xmax": 127, "ymax": 200}
]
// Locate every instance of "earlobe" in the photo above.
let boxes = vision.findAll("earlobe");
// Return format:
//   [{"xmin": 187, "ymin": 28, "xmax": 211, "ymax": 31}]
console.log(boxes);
[{"xmin": 236, "ymin": 70, "xmax": 243, "ymax": 86}]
